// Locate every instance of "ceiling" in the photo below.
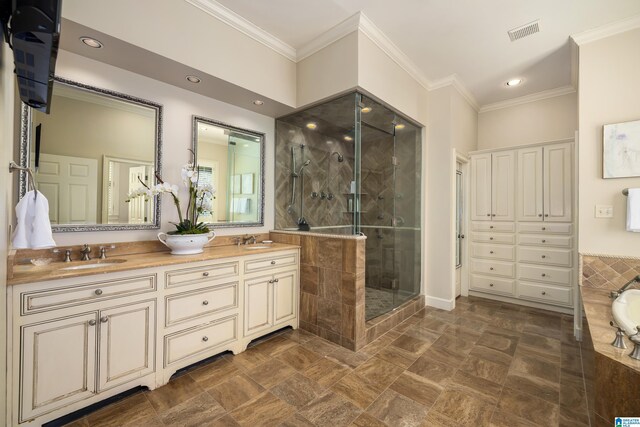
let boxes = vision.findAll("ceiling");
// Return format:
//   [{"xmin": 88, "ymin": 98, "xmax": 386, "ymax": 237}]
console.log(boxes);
[{"xmin": 214, "ymin": 0, "xmax": 640, "ymax": 107}]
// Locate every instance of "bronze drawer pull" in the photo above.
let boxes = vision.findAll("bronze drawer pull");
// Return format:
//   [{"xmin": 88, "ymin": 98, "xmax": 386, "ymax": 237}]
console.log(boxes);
[
  {"xmin": 202, "ymin": 300, "xmax": 209, "ymax": 306},
  {"xmin": 541, "ymin": 291, "xmax": 547, "ymax": 295},
  {"xmin": 271, "ymin": 260, "xmax": 276, "ymax": 265},
  {"xmin": 94, "ymin": 289, "xmax": 103, "ymax": 296},
  {"xmin": 541, "ymin": 255, "xmax": 546, "ymax": 259},
  {"xmin": 489, "ymin": 283, "xmax": 494, "ymax": 287},
  {"xmin": 202, "ymin": 336, "xmax": 209, "ymax": 342},
  {"xmin": 202, "ymin": 272, "xmax": 209, "ymax": 277},
  {"xmin": 100, "ymin": 316, "xmax": 109, "ymax": 323}
]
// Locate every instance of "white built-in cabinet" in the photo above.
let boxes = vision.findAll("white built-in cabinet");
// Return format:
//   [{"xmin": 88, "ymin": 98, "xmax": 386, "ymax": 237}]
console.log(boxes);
[
  {"xmin": 8, "ymin": 248, "xmax": 300, "ymax": 427},
  {"xmin": 471, "ymin": 150, "xmax": 515, "ymax": 221},
  {"xmin": 469, "ymin": 141, "xmax": 575, "ymax": 311}
]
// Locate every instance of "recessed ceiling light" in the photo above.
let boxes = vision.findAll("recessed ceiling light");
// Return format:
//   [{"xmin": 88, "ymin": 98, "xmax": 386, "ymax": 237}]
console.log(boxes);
[
  {"xmin": 306, "ymin": 122, "xmax": 317, "ymax": 130},
  {"xmin": 361, "ymin": 107, "xmax": 372, "ymax": 113},
  {"xmin": 506, "ymin": 78, "xmax": 522, "ymax": 87},
  {"xmin": 186, "ymin": 75, "xmax": 201, "ymax": 84},
  {"xmin": 80, "ymin": 37, "xmax": 103, "ymax": 48},
  {"xmin": 253, "ymin": 100, "xmax": 264, "ymax": 106},
  {"xmin": 344, "ymin": 136, "xmax": 353, "ymax": 142},
  {"xmin": 395, "ymin": 124, "xmax": 405, "ymax": 130}
]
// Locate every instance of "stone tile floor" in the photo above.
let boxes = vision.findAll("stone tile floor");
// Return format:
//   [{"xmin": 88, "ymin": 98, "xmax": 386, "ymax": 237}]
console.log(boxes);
[{"xmin": 61, "ymin": 296, "xmax": 589, "ymax": 426}]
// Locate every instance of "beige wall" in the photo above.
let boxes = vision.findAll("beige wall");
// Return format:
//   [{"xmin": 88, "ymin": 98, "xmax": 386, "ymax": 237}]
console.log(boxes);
[
  {"xmin": 62, "ymin": 0, "xmax": 297, "ymax": 107},
  {"xmin": 43, "ymin": 50, "xmax": 275, "ymax": 246},
  {"xmin": 478, "ymin": 92, "xmax": 577, "ymax": 150},
  {"xmin": 426, "ymin": 85, "xmax": 478, "ymax": 306},
  {"xmin": 578, "ymin": 28, "xmax": 640, "ymax": 257},
  {"xmin": 296, "ymin": 32, "xmax": 358, "ymax": 108}
]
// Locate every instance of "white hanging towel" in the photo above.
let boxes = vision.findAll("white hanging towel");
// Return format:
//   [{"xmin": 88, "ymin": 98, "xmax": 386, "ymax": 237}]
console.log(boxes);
[
  {"xmin": 626, "ymin": 188, "xmax": 640, "ymax": 232},
  {"xmin": 12, "ymin": 191, "xmax": 56, "ymax": 249}
]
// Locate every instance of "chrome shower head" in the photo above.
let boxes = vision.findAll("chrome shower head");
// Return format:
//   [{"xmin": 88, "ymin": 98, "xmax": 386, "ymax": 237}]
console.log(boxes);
[{"xmin": 298, "ymin": 159, "xmax": 311, "ymax": 174}]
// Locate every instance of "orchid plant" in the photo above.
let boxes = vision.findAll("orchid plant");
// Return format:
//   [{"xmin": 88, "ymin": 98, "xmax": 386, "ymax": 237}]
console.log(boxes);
[{"xmin": 127, "ymin": 151, "xmax": 216, "ymax": 235}]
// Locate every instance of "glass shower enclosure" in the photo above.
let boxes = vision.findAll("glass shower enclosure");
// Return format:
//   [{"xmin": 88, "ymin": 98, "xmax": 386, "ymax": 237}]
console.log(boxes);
[{"xmin": 275, "ymin": 92, "xmax": 422, "ymax": 321}]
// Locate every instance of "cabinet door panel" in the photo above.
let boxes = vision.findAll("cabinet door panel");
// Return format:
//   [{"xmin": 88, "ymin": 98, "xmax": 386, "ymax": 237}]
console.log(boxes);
[
  {"xmin": 244, "ymin": 275, "xmax": 272, "ymax": 336},
  {"xmin": 517, "ymin": 147, "xmax": 543, "ymax": 222},
  {"xmin": 98, "ymin": 300, "xmax": 155, "ymax": 391},
  {"xmin": 471, "ymin": 154, "xmax": 492, "ymax": 221},
  {"xmin": 544, "ymin": 143, "xmax": 572, "ymax": 222},
  {"xmin": 21, "ymin": 313, "xmax": 97, "ymax": 422},
  {"xmin": 274, "ymin": 270, "xmax": 297, "ymax": 324},
  {"xmin": 491, "ymin": 150, "xmax": 515, "ymax": 221}
]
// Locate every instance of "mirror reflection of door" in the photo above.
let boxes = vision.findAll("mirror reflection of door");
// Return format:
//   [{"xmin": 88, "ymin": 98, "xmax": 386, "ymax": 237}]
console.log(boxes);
[
  {"xmin": 102, "ymin": 157, "xmax": 153, "ymax": 224},
  {"xmin": 197, "ymin": 160, "xmax": 219, "ymax": 223}
]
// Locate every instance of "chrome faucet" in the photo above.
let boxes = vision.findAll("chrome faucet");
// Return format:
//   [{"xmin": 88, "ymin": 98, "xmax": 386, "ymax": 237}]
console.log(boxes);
[
  {"xmin": 63, "ymin": 249, "xmax": 72, "ymax": 263},
  {"xmin": 242, "ymin": 235, "xmax": 257, "ymax": 245},
  {"xmin": 629, "ymin": 328, "xmax": 640, "ymax": 360},
  {"xmin": 80, "ymin": 244, "xmax": 91, "ymax": 261},
  {"xmin": 610, "ymin": 275, "xmax": 640, "ymax": 299},
  {"xmin": 99, "ymin": 245, "xmax": 116, "ymax": 259}
]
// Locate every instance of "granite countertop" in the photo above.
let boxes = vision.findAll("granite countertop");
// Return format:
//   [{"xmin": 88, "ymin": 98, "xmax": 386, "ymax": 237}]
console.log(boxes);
[
  {"xmin": 581, "ymin": 286, "xmax": 640, "ymax": 373},
  {"xmin": 8, "ymin": 243, "xmax": 299, "ymax": 286}
]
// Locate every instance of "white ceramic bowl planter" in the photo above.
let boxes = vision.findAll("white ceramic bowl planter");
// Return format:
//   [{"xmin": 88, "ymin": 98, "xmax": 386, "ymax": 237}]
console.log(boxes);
[{"xmin": 158, "ymin": 231, "xmax": 216, "ymax": 255}]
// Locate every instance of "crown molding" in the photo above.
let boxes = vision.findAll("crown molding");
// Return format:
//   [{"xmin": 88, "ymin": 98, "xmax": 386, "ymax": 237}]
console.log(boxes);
[
  {"xmin": 184, "ymin": 0, "xmax": 297, "ymax": 61},
  {"xmin": 479, "ymin": 85, "xmax": 576, "ymax": 113},
  {"xmin": 296, "ymin": 13, "xmax": 361, "ymax": 61},
  {"xmin": 571, "ymin": 13, "xmax": 640, "ymax": 45},
  {"xmin": 429, "ymin": 74, "xmax": 479, "ymax": 112}
]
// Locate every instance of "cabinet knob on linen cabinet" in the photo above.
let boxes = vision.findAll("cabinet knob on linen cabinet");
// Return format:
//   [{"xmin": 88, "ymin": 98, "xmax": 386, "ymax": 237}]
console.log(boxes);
[
  {"xmin": 489, "ymin": 226, "xmax": 494, "ymax": 229},
  {"xmin": 489, "ymin": 283, "xmax": 494, "ymax": 287},
  {"xmin": 88, "ymin": 319, "xmax": 96, "ymax": 326},
  {"xmin": 541, "ymin": 273, "xmax": 547, "ymax": 277},
  {"xmin": 541, "ymin": 255, "xmax": 546, "ymax": 259},
  {"xmin": 491, "ymin": 214, "xmax": 496, "ymax": 217},
  {"xmin": 202, "ymin": 272, "xmax": 209, "ymax": 277},
  {"xmin": 544, "ymin": 214, "xmax": 549, "ymax": 217},
  {"xmin": 486, "ymin": 214, "xmax": 490, "ymax": 217},
  {"xmin": 202, "ymin": 336, "xmax": 208, "ymax": 342},
  {"xmin": 542, "ymin": 227, "xmax": 546, "ymax": 230},
  {"xmin": 202, "ymin": 300, "xmax": 209, "ymax": 306},
  {"xmin": 274, "ymin": 278, "xmax": 279, "ymax": 283},
  {"xmin": 489, "ymin": 267, "xmax": 494, "ymax": 271},
  {"xmin": 100, "ymin": 316, "xmax": 109, "ymax": 323},
  {"xmin": 538, "ymin": 214, "xmax": 542, "ymax": 217},
  {"xmin": 490, "ymin": 251, "xmax": 494, "ymax": 254},
  {"xmin": 489, "ymin": 237, "xmax": 494, "ymax": 240},
  {"xmin": 542, "ymin": 240, "xmax": 546, "ymax": 243},
  {"xmin": 94, "ymin": 289, "xmax": 103, "ymax": 296},
  {"xmin": 541, "ymin": 291, "xmax": 546, "ymax": 295}
]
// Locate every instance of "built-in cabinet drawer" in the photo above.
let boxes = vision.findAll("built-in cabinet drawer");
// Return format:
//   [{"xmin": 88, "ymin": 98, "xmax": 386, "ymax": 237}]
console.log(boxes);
[
  {"xmin": 470, "ymin": 259, "xmax": 515, "ymax": 278},
  {"xmin": 165, "ymin": 262, "xmax": 239, "ymax": 289},
  {"xmin": 519, "ymin": 235, "xmax": 572, "ymax": 248},
  {"xmin": 164, "ymin": 315, "xmax": 238, "ymax": 366},
  {"xmin": 471, "ymin": 222, "xmax": 515, "ymax": 232},
  {"xmin": 165, "ymin": 281, "xmax": 239, "ymax": 327},
  {"xmin": 470, "ymin": 275, "xmax": 514, "ymax": 296},
  {"xmin": 518, "ymin": 223, "xmax": 572, "ymax": 234},
  {"xmin": 518, "ymin": 264, "xmax": 572, "ymax": 286},
  {"xmin": 518, "ymin": 247, "xmax": 572, "ymax": 267},
  {"xmin": 244, "ymin": 253, "xmax": 298, "ymax": 274},
  {"xmin": 471, "ymin": 233, "xmax": 516, "ymax": 245},
  {"xmin": 471, "ymin": 244, "xmax": 515, "ymax": 261},
  {"xmin": 21, "ymin": 275, "xmax": 156, "ymax": 315},
  {"xmin": 518, "ymin": 281, "xmax": 572, "ymax": 306}
]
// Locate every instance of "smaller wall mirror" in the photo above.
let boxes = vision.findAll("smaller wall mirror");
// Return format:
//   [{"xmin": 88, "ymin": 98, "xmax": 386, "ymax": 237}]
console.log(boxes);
[
  {"xmin": 19, "ymin": 77, "xmax": 163, "ymax": 232},
  {"xmin": 192, "ymin": 116, "xmax": 264, "ymax": 228}
]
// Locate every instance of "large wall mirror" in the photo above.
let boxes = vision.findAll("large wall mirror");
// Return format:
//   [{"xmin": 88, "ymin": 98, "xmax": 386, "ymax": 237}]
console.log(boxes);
[
  {"xmin": 19, "ymin": 77, "xmax": 163, "ymax": 232},
  {"xmin": 192, "ymin": 116, "xmax": 264, "ymax": 228}
]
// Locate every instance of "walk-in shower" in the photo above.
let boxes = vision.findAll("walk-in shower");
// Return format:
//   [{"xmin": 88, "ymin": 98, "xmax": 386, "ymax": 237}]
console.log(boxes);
[{"xmin": 275, "ymin": 92, "xmax": 422, "ymax": 320}]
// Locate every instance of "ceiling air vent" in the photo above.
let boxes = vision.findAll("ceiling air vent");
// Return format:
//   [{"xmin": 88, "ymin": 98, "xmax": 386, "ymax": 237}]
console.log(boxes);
[{"xmin": 508, "ymin": 20, "xmax": 540, "ymax": 42}]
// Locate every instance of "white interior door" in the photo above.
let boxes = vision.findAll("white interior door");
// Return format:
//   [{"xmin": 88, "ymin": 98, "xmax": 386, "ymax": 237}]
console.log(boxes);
[
  {"xmin": 517, "ymin": 147, "xmax": 543, "ymax": 222},
  {"xmin": 470, "ymin": 154, "xmax": 492, "ymax": 221},
  {"xmin": 491, "ymin": 150, "xmax": 515, "ymax": 221},
  {"xmin": 198, "ymin": 160, "xmax": 219, "ymax": 223},
  {"xmin": 35, "ymin": 153, "xmax": 98, "ymax": 224},
  {"xmin": 544, "ymin": 143, "xmax": 573, "ymax": 222},
  {"xmin": 128, "ymin": 166, "xmax": 148, "ymax": 224}
]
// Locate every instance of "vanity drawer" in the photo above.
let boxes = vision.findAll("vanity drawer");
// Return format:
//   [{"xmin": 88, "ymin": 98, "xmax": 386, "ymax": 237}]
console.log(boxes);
[
  {"xmin": 165, "ymin": 262, "xmax": 239, "ymax": 289},
  {"xmin": 470, "ymin": 259, "xmax": 515, "ymax": 278},
  {"xmin": 518, "ymin": 282, "xmax": 572, "ymax": 306},
  {"xmin": 518, "ymin": 265, "xmax": 572, "ymax": 286},
  {"xmin": 518, "ymin": 223, "xmax": 572, "ymax": 234},
  {"xmin": 471, "ymin": 222, "xmax": 515, "ymax": 233},
  {"xmin": 21, "ymin": 275, "xmax": 156, "ymax": 315},
  {"xmin": 471, "ymin": 244, "xmax": 515, "ymax": 261},
  {"xmin": 165, "ymin": 281, "xmax": 239, "ymax": 327},
  {"xmin": 470, "ymin": 275, "xmax": 514, "ymax": 296},
  {"xmin": 244, "ymin": 252, "xmax": 298, "ymax": 274},
  {"xmin": 470, "ymin": 233, "xmax": 515, "ymax": 245},
  {"xmin": 518, "ymin": 247, "xmax": 572, "ymax": 267},
  {"xmin": 164, "ymin": 315, "xmax": 238, "ymax": 366},
  {"xmin": 518, "ymin": 235, "xmax": 572, "ymax": 248}
]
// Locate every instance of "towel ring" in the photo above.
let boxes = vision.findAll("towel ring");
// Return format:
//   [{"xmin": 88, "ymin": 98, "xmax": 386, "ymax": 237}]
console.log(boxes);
[{"xmin": 9, "ymin": 162, "xmax": 37, "ymax": 200}]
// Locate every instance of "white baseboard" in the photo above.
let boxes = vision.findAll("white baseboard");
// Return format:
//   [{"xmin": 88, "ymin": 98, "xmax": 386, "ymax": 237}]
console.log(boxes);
[{"xmin": 425, "ymin": 295, "xmax": 455, "ymax": 311}]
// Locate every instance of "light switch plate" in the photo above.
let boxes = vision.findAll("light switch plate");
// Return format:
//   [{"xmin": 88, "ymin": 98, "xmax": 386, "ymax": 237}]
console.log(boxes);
[{"xmin": 595, "ymin": 205, "xmax": 614, "ymax": 218}]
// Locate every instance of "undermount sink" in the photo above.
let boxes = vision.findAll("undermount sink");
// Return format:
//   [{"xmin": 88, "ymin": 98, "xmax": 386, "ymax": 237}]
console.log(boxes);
[
  {"xmin": 612, "ymin": 289, "xmax": 640, "ymax": 336},
  {"xmin": 243, "ymin": 245, "xmax": 272, "ymax": 250},
  {"xmin": 60, "ymin": 259, "xmax": 127, "ymax": 271}
]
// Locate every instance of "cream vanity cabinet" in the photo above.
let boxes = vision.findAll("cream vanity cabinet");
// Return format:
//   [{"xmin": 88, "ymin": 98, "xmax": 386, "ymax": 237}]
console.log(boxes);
[
  {"xmin": 12, "ymin": 274, "xmax": 157, "ymax": 425},
  {"xmin": 470, "ymin": 150, "xmax": 515, "ymax": 221},
  {"xmin": 469, "ymin": 140, "xmax": 575, "ymax": 312}
]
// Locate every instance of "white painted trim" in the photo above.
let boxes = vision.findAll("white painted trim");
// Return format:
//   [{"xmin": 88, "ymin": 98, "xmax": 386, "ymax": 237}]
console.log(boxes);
[
  {"xmin": 183, "ymin": 0, "xmax": 297, "ymax": 61},
  {"xmin": 479, "ymin": 85, "xmax": 576, "ymax": 113},
  {"xmin": 296, "ymin": 14, "xmax": 360, "ymax": 61},
  {"xmin": 429, "ymin": 74, "xmax": 479, "ymax": 112},
  {"xmin": 470, "ymin": 137, "xmax": 575, "ymax": 155},
  {"xmin": 425, "ymin": 295, "xmax": 455, "ymax": 311},
  {"xmin": 571, "ymin": 13, "xmax": 640, "ymax": 46}
]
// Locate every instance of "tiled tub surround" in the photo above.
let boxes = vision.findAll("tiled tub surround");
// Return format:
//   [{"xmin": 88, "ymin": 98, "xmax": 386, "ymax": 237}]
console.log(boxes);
[
  {"xmin": 58, "ymin": 297, "xmax": 588, "ymax": 427},
  {"xmin": 580, "ymin": 254, "xmax": 640, "ymax": 424},
  {"xmin": 269, "ymin": 231, "xmax": 423, "ymax": 351}
]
